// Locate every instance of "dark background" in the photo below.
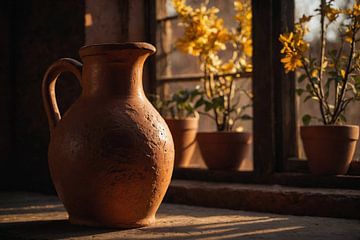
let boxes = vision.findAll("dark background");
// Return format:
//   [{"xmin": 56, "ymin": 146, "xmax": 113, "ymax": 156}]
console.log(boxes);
[
  {"xmin": 0, "ymin": 0, "xmax": 85, "ymax": 192},
  {"xmin": 0, "ymin": 0, "xmax": 155, "ymax": 193}
]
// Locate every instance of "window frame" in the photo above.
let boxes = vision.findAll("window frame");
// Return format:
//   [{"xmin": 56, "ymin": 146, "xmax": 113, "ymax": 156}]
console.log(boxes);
[{"xmin": 148, "ymin": 0, "xmax": 360, "ymax": 189}]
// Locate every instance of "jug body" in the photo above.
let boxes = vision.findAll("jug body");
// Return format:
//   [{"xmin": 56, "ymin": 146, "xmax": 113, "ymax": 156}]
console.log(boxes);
[{"xmin": 42, "ymin": 43, "xmax": 174, "ymax": 228}]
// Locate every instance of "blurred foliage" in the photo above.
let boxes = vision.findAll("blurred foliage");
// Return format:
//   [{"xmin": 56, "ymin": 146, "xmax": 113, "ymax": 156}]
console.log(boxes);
[
  {"xmin": 280, "ymin": 0, "xmax": 360, "ymax": 125},
  {"xmin": 172, "ymin": 0, "xmax": 252, "ymax": 131}
]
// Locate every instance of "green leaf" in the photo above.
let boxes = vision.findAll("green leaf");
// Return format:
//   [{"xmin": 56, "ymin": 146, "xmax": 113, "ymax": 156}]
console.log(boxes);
[
  {"xmin": 305, "ymin": 83, "xmax": 313, "ymax": 93},
  {"xmin": 205, "ymin": 101, "xmax": 213, "ymax": 112},
  {"xmin": 338, "ymin": 114, "xmax": 347, "ymax": 123},
  {"xmin": 335, "ymin": 76, "xmax": 343, "ymax": 83},
  {"xmin": 240, "ymin": 114, "xmax": 253, "ymax": 120},
  {"xmin": 304, "ymin": 95, "xmax": 312, "ymax": 102},
  {"xmin": 190, "ymin": 89, "xmax": 202, "ymax": 100},
  {"xmin": 297, "ymin": 74, "xmax": 307, "ymax": 83},
  {"xmin": 184, "ymin": 104, "xmax": 194, "ymax": 114},
  {"xmin": 353, "ymin": 76, "xmax": 360, "ymax": 85},
  {"xmin": 241, "ymin": 103, "xmax": 252, "ymax": 110},
  {"xmin": 194, "ymin": 98, "xmax": 204, "ymax": 109},
  {"xmin": 328, "ymin": 71, "xmax": 337, "ymax": 77},
  {"xmin": 329, "ymin": 49, "xmax": 338, "ymax": 57},
  {"xmin": 310, "ymin": 77, "xmax": 319, "ymax": 83},
  {"xmin": 211, "ymin": 96, "xmax": 225, "ymax": 110},
  {"xmin": 302, "ymin": 114, "xmax": 312, "ymax": 126},
  {"xmin": 296, "ymin": 88, "xmax": 305, "ymax": 96}
]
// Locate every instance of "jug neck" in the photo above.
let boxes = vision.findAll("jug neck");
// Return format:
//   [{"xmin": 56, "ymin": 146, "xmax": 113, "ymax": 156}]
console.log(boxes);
[{"xmin": 79, "ymin": 43, "xmax": 155, "ymax": 97}]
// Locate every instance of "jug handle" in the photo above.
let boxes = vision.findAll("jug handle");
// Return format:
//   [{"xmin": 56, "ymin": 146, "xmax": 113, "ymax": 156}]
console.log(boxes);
[{"xmin": 42, "ymin": 58, "xmax": 82, "ymax": 134}]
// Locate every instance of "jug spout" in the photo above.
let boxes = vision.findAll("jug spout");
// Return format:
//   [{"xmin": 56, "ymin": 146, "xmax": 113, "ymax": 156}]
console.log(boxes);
[{"xmin": 79, "ymin": 42, "xmax": 156, "ymax": 97}]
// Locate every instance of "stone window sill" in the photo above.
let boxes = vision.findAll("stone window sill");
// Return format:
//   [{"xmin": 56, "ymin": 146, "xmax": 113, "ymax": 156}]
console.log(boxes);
[{"xmin": 165, "ymin": 179, "xmax": 360, "ymax": 219}]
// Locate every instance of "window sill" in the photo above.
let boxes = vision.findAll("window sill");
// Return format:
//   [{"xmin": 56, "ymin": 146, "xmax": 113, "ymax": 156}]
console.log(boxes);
[
  {"xmin": 165, "ymin": 179, "xmax": 360, "ymax": 219},
  {"xmin": 172, "ymin": 168, "xmax": 360, "ymax": 190}
]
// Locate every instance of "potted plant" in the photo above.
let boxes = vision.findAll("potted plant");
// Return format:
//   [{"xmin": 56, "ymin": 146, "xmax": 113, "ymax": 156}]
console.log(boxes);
[
  {"xmin": 279, "ymin": 0, "xmax": 360, "ymax": 175},
  {"xmin": 151, "ymin": 88, "xmax": 201, "ymax": 168},
  {"xmin": 173, "ymin": 0, "xmax": 253, "ymax": 170}
]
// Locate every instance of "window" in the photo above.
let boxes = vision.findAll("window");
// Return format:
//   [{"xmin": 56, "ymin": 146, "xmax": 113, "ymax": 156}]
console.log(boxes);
[
  {"xmin": 155, "ymin": 0, "xmax": 253, "ymax": 170},
  {"xmin": 152, "ymin": 0, "xmax": 360, "ymax": 188}
]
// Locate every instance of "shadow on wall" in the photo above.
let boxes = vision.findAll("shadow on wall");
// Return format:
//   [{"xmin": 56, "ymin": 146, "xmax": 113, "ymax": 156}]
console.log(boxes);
[{"xmin": 0, "ymin": 0, "xmax": 84, "ymax": 193}]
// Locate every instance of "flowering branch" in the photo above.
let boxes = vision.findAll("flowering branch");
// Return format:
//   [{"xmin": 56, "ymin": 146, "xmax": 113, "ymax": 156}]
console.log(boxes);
[
  {"xmin": 173, "ymin": 0, "xmax": 252, "ymax": 131},
  {"xmin": 279, "ymin": 1, "xmax": 360, "ymax": 125}
]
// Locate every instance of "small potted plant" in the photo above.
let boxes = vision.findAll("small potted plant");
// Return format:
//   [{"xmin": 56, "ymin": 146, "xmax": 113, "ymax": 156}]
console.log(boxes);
[
  {"xmin": 279, "ymin": 0, "xmax": 360, "ymax": 175},
  {"xmin": 151, "ymin": 88, "xmax": 201, "ymax": 168},
  {"xmin": 173, "ymin": 0, "xmax": 253, "ymax": 170}
]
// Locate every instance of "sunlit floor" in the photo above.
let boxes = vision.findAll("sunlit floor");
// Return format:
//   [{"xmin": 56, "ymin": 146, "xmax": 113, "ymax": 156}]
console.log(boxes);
[{"xmin": 0, "ymin": 192, "xmax": 359, "ymax": 240}]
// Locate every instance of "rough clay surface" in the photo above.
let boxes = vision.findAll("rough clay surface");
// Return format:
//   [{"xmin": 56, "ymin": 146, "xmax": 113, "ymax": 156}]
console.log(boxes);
[
  {"xmin": 0, "ymin": 192, "xmax": 359, "ymax": 240},
  {"xmin": 44, "ymin": 45, "xmax": 174, "ymax": 227}
]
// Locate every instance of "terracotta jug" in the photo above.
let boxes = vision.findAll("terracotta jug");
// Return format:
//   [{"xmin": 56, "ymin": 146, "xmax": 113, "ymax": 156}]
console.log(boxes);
[{"xmin": 42, "ymin": 42, "xmax": 174, "ymax": 228}]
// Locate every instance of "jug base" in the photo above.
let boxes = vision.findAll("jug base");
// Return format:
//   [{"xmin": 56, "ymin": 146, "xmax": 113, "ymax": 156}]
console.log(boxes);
[{"xmin": 68, "ymin": 215, "xmax": 155, "ymax": 229}]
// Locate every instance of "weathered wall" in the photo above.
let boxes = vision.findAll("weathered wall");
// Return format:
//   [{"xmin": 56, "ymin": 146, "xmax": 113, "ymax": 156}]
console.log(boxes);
[
  {"xmin": 85, "ymin": 0, "xmax": 155, "ymax": 92},
  {"xmin": 85, "ymin": 0, "xmax": 124, "ymax": 44},
  {"xmin": 0, "ymin": 1, "xmax": 14, "ymax": 189},
  {"xmin": 85, "ymin": 0, "xmax": 148, "ymax": 44},
  {"xmin": 0, "ymin": 0, "xmax": 156, "ymax": 192},
  {"xmin": 0, "ymin": 0, "xmax": 85, "ymax": 192}
]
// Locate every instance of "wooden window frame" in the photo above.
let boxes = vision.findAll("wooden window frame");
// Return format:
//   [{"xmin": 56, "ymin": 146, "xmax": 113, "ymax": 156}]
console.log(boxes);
[{"xmin": 147, "ymin": 0, "xmax": 360, "ymax": 190}]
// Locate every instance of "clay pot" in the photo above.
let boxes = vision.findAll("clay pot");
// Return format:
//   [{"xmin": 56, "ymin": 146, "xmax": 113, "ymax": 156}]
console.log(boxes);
[
  {"xmin": 300, "ymin": 125, "xmax": 359, "ymax": 175},
  {"xmin": 165, "ymin": 117, "xmax": 198, "ymax": 168},
  {"xmin": 197, "ymin": 132, "xmax": 252, "ymax": 170},
  {"xmin": 41, "ymin": 42, "xmax": 174, "ymax": 228}
]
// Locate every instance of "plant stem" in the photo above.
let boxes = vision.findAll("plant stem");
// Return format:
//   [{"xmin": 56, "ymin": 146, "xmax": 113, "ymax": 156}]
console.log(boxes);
[
  {"xmin": 203, "ymin": 59, "xmax": 221, "ymax": 130},
  {"xmin": 318, "ymin": 0, "xmax": 329, "ymax": 124},
  {"xmin": 203, "ymin": 61, "xmax": 211, "ymax": 98},
  {"xmin": 198, "ymin": 111, "xmax": 216, "ymax": 120},
  {"xmin": 334, "ymin": 39, "xmax": 344, "ymax": 108},
  {"xmin": 331, "ymin": 18, "xmax": 357, "ymax": 123},
  {"xmin": 226, "ymin": 77, "xmax": 234, "ymax": 131},
  {"xmin": 302, "ymin": 60, "xmax": 327, "ymax": 124},
  {"xmin": 208, "ymin": 73, "xmax": 222, "ymax": 130}
]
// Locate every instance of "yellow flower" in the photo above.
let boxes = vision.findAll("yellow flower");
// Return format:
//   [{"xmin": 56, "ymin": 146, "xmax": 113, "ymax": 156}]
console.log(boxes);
[
  {"xmin": 353, "ymin": 3, "xmax": 360, "ymax": 16},
  {"xmin": 173, "ymin": 0, "xmax": 230, "ymax": 60},
  {"xmin": 172, "ymin": 0, "xmax": 192, "ymax": 16},
  {"xmin": 311, "ymin": 69, "xmax": 319, "ymax": 78},
  {"xmin": 340, "ymin": 69, "xmax": 346, "ymax": 78},
  {"xmin": 344, "ymin": 27, "xmax": 353, "ymax": 43},
  {"xmin": 281, "ymin": 53, "xmax": 303, "ymax": 73},
  {"xmin": 173, "ymin": 0, "xmax": 252, "ymax": 77},
  {"xmin": 342, "ymin": 3, "xmax": 360, "ymax": 18},
  {"xmin": 299, "ymin": 14, "xmax": 312, "ymax": 24},
  {"xmin": 233, "ymin": 0, "xmax": 252, "ymax": 69},
  {"xmin": 279, "ymin": 32, "xmax": 293, "ymax": 45},
  {"xmin": 220, "ymin": 61, "xmax": 236, "ymax": 73},
  {"xmin": 324, "ymin": 6, "xmax": 340, "ymax": 22},
  {"xmin": 279, "ymin": 16, "xmax": 309, "ymax": 73}
]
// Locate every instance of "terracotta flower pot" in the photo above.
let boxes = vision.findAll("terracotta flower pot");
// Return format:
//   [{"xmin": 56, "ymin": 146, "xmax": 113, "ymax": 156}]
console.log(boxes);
[
  {"xmin": 300, "ymin": 125, "xmax": 359, "ymax": 175},
  {"xmin": 197, "ymin": 132, "xmax": 252, "ymax": 170},
  {"xmin": 42, "ymin": 43, "xmax": 174, "ymax": 228},
  {"xmin": 165, "ymin": 117, "xmax": 199, "ymax": 168}
]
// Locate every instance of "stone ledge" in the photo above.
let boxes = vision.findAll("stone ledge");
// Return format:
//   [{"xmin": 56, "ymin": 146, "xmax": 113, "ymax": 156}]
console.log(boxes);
[{"xmin": 165, "ymin": 180, "xmax": 360, "ymax": 219}]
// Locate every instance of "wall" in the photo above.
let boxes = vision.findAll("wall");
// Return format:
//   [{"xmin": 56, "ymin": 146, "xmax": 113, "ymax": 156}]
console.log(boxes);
[
  {"xmin": 85, "ymin": 0, "xmax": 154, "ymax": 92},
  {"xmin": 0, "ymin": 0, "xmax": 85, "ymax": 192},
  {"xmin": 0, "ymin": 0, "xmax": 155, "ymax": 192}
]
